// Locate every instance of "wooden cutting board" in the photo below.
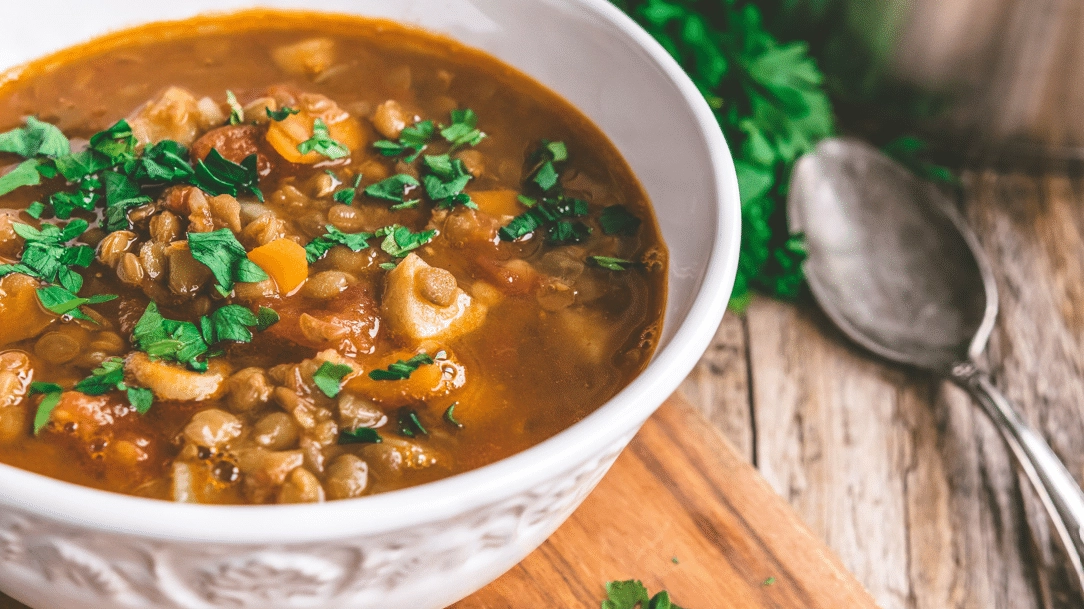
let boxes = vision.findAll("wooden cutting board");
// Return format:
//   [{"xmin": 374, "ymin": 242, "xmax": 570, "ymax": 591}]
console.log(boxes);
[{"xmin": 0, "ymin": 395, "xmax": 878, "ymax": 609}]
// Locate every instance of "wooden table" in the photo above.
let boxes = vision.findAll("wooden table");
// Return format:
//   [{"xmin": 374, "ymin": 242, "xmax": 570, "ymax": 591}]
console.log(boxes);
[{"xmin": 679, "ymin": 170, "xmax": 1084, "ymax": 609}]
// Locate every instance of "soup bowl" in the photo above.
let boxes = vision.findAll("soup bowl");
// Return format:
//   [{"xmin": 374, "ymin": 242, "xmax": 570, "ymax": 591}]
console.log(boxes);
[{"xmin": 0, "ymin": 1, "xmax": 739, "ymax": 607}]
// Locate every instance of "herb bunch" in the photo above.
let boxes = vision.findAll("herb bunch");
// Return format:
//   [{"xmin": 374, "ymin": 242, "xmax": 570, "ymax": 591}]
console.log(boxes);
[{"xmin": 611, "ymin": 0, "xmax": 835, "ymax": 309}]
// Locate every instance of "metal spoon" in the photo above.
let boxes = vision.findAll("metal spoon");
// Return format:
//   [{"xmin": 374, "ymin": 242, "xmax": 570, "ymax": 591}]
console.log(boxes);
[{"xmin": 787, "ymin": 137, "xmax": 1084, "ymax": 591}]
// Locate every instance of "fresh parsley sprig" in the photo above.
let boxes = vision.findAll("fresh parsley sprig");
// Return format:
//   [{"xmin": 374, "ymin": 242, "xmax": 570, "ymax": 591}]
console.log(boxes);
[
  {"xmin": 132, "ymin": 301, "xmax": 279, "ymax": 372},
  {"xmin": 422, "ymin": 154, "xmax": 476, "ymax": 209},
  {"xmin": 304, "ymin": 225, "xmax": 373, "ymax": 264},
  {"xmin": 187, "ymin": 229, "xmax": 270, "ymax": 294},
  {"xmin": 440, "ymin": 109, "xmax": 486, "ymax": 149},
  {"xmin": 374, "ymin": 120, "xmax": 435, "ymax": 163},
  {"xmin": 0, "ymin": 219, "xmax": 94, "ymax": 293},
  {"xmin": 36, "ymin": 286, "xmax": 116, "ymax": 322},
  {"xmin": 298, "ymin": 118, "xmax": 350, "ymax": 160},
  {"xmin": 601, "ymin": 580, "xmax": 685, "ymax": 609},
  {"xmin": 499, "ymin": 197, "xmax": 591, "ymax": 244},
  {"xmin": 364, "ymin": 174, "xmax": 420, "ymax": 209},
  {"xmin": 314, "ymin": 361, "xmax": 353, "ymax": 398},
  {"xmin": 75, "ymin": 357, "xmax": 154, "ymax": 414},
  {"xmin": 368, "ymin": 353, "xmax": 434, "ymax": 381}
]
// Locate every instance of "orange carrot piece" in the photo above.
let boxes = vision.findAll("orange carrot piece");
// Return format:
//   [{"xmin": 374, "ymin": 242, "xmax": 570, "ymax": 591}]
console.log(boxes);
[
  {"xmin": 248, "ymin": 238, "xmax": 309, "ymax": 293},
  {"xmin": 470, "ymin": 190, "xmax": 522, "ymax": 217}
]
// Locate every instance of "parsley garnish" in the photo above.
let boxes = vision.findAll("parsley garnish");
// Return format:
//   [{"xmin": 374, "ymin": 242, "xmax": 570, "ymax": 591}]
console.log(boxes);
[
  {"xmin": 589, "ymin": 256, "xmax": 635, "ymax": 271},
  {"xmin": 599, "ymin": 205, "xmax": 641, "ymax": 236},
  {"xmin": 527, "ymin": 140, "xmax": 568, "ymax": 192},
  {"xmin": 364, "ymin": 174, "xmax": 420, "ymax": 208},
  {"xmin": 192, "ymin": 149, "xmax": 263, "ymax": 202},
  {"xmin": 127, "ymin": 140, "xmax": 193, "ymax": 184},
  {"xmin": 333, "ymin": 174, "xmax": 364, "ymax": 205},
  {"xmin": 422, "ymin": 154, "xmax": 476, "ymax": 209},
  {"xmin": 226, "ymin": 90, "xmax": 244, "ymax": 125},
  {"xmin": 763, "ymin": 577, "xmax": 776, "ymax": 586},
  {"xmin": 103, "ymin": 170, "xmax": 152, "ymax": 231},
  {"xmin": 0, "ymin": 160, "xmax": 43, "ymax": 197},
  {"xmin": 374, "ymin": 120, "xmax": 435, "ymax": 162},
  {"xmin": 368, "ymin": 353, "xmax": 433, "ymax": 381},
  {"xmin": 188, "ymin": 229, "xmax": 269, "ymax": 293},
  {"xmin": 601, "ymin": 580, "xmax": 684, "ymax": 609},
  {"xmin": 396, "ymin": 407, "xmax": 428, "ymax": 438},
  {"xmin": 0, "ymin": 116, "xmax": 70, "ymax": 159},
  {"xmin": 25, "ymin": 201, "xmax": 45, "ymax": 219},
  {"xmin": 298, "ymin": 118, "xmax": 349, "ymax": 160},
  {"xmin": 374, "ymin": 225, "xmax": 437, "ymax": 258},
  {"xmin": 498, "ymin": 197, "xmax": 591, "ymax": 244},
  {"xmin": 304, "ymin": 225, "xmax": 373, "ymax": 264},
  {"xmin": 199, "ymin": 304, "xmax": 279, "ymax": 345},
  {"xmin": 36, "ymin": 286, "xmax": 116, "ymax": 321},
  {"xmin": 0, "ymin": 219, "xmax": 93, "ymax": 293},
  {"xmin": 266, "ymin": 106, "xmax": 300, "ymax": 121},
  {"xmin": 443, "ymin": 403, "xmax": 463, "ymax": 429},
  {"xmin": 313, "ymin": 361, "xmax": 353, "ymax": 398},
  {"xmin": 75, "ymin": 357, "xmax": 154, "ymax": 414},
  {"xmin": 339, "ymin": 427, "xmax": 383, "ymax": 445},
  {"xmin": 132, "ymin": 302, "xmax": 278, "ymax": 372},
  {"xmin": 29, "ymin": 382, "xmax": 63, "ymax": 435},
  {"xmin": 440, "ymin": 109, "xmax": 486, "ymax": 149}
]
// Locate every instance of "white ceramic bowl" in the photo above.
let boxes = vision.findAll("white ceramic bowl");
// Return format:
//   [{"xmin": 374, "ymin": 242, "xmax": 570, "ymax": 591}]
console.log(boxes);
[{"xmin": 0, "ymin": 1, "xmax": 739, "ymax": 607}]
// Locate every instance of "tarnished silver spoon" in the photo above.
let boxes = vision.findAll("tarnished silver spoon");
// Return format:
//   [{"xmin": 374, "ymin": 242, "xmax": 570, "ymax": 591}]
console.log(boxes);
[{"xmin": 788, "ymin": 137, "xmax": 1084, "ymax": 591}]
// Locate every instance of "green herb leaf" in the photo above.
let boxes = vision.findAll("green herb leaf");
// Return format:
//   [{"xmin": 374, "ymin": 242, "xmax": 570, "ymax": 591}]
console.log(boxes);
[
  {"xmin": 132, "ymin": 302, "xmax": 210, "ymax": 371},
  {"xmin": 266, "ymin": 106, "xmax": 300, "ymax": 121},
  {"xmin": 374, "ymin": 119, "xmax": 435, "ymax": 162},
  {"xmin": 36, "ymin": 286, "xmax": 116, "ymax": 321},
  {"xmin": 396, "ymin": 407, "xmax": 429, "ymax": 437},
  {"xmin": 226, "ymin": 90, "xmax": 244, "ymax": 125},
  {"xmin": 0, "ymin": 159, "xmax": 42, "ymax": 196},
  {"xmin": 440, "ymin": 108, "xmax": 486, "ymax": 148},
  {"xmin": 25, "ymin": 201, "xmax": 45, "ymax": 219},
  {"xmin": 364, "ymin": 174, "xmax": 420, "ymax": 205},
  {"xmin": 0, "ymin": 116, "xmax": 70, "ymax": 158},
  {"xmin": 589, "ymin": 256, "xmax": 635, "ymax": 271},
  {"xmin": 313, "ymin": 361, "xmax": 353, "ymax": 398},
  {"xmin": 763, "ymin": 576, "xmax": 776, "ymax": 586},
  {"xmin": 599, "ymin": 205, "xmax": 641, "ymax": 236},
  {"xmin": 75, "ymin": 357, "xmax": 126, "ymax": 396},
  {"xmin": 103, "ymin": 170, "xmax": 152, "ymax": 231},
  {"xmin": 30, "ymin": 382, "xmax": 63, "ymax": 435},
  {"xmin": 368, "ymin": 353, "xmax": 434, "ymax": 381},
  {"xmin": 188, "ymin": 228, "xmax": 269, "ymax": 292},
  {"xmin": 298, "ymin": 118, "xmax": 350, "ymax": 160},
  {"xmin": 304, "ymin": 225, "xmax": 374, "ymax": 263},
  {"xmin": 422, "ymin": 154, "xmax": 476, "ymax": 209},
  {"xmin": 443, "ymin": 403, "xmax": 463, "ymax": 429},
  {"xmin": 339, "ymin": 427, "xmax": 383, "ymax": 445},
  {"xmin": 499, "ymin": 196, "xmax": 590, "ymax": 244},
  {"xmin": 126, "ymin": 140, "xmax": 193, "ymax": 183},
  {"xmin": 191, "ymin": 149, "xmax": 263, "ymax": 201},
  {"xmin": 127, "ymin": 387, "xmax": 154, "ymax": 414},
  {"xmin": 332, "ymin": 173, "xmax": 364, "ymax": 205},
  {"xmin": 199, "ymin": 304, "xmax": 264, "ymax": 345},
  {"xmin": 0, "ymin": 220, "xmax": 92, "ymax": 293},
  {"xmin": 374, "ymin": 225, "xmax": 436, "ymax": 258},
  {"xmin": 602, "ymin": 580, "xmax": 651, "ymax": 609},
  {"xmin": 256, "ymin": 306, "xmax": 280, "ymax": 331}
]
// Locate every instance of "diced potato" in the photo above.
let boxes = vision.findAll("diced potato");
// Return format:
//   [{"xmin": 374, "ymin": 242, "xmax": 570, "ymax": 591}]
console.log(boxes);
[
  {"xmin": 128, "ymin": 86, "xmax": 222, "ymax": 146},
  {"xmin": 0, "ymin": 273, "xmax": 55, "ymax": 347},
  {"xmin": 265, "ymin": 93, "xmax": 363, "ymax": 164},
  {"xmin": 382, "ymin": 253, "xmax": 485, "ymax": 342},
  {"xmin": 248, "ymin": 238, "xmax": 309, "ymax": 294},
  {"xmin": 272, "ymin": 38, "xmax": 336, "ymax": 76},
  {"xmin": 125, "ymin": 353, "xmax": 230, "ymax": 402}
]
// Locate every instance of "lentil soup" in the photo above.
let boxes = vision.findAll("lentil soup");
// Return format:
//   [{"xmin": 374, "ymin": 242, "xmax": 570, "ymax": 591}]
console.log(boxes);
[{"xmin": 0, "ymin": 11, "xmax": 667, "ymax": 504}]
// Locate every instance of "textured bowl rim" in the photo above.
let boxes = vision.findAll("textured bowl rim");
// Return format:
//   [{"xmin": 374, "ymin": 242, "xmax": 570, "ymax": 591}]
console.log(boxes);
[{"xmin": 0, "ymin": 0, "xmax": 740, "ymax": 544}]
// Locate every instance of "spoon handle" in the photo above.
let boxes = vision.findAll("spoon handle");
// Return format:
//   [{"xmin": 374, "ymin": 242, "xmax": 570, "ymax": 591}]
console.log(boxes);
[{"xmin": 953, "ymin": 366, "xmax": 1084, "ymax": 591}]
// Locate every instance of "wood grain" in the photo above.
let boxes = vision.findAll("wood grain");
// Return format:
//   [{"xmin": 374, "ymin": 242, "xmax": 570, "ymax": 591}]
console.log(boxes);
[{"xmin": 677, "ymin": 170, "xmax": 1084, "ymax": 609}]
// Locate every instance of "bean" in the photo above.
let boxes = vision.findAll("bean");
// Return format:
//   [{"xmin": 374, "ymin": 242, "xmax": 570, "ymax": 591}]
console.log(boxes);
[
  {"xmin": 253, "ymin": 412, "xmax": 300, "ymax": 450},
  {"xmin": 337, "ymin": 393, "xmax": 387, "ymax": 430},
  {"xmin": 325, "ymin": 454, "xmax": 369, "ymax": 500},
  {"xmin": 149, "ymin": 211, "xmax": 181, "ymax": 243},
  {"xmin": 183, "ymin": 409, "xmax": 243, "ymax": 450},
  {"xmin": 325, "ymin": 245, "xmax": 376, "ymax": 274},
  {"xmin": 88, "ymin": 331, "xmax": 126, "ymax": 355},
  {"xmin": 302, "ymin": 271, "xmax": 355, "ymax": 300},
  {"xmin": 277, "ymin": 467, "xmax": 325, "ymax": 504},
  {"xmin": 226, "ymin": 367, "xmax": 273, "ymax": 413},
  {"xmin": 97, "ymin": 231, "xmax": 138, "ymax": 268},
  {"xmin": 234, "ymin": 279, "xmax": 278, "ymax": 303},
  {"xmin": 327, "ymin": 204, "xmax": 366, "ymax": 233},
  {"xmin": 299, "ymin": 314, "xmax": 348, "ymax": 344},
  {"xmin": 239, "ymin": 214, "xmax": 287, "ymax": 247},
  {"xmin": 167, "ymin": 246, "xmax": 212, "ymax": 296},
  {"xmin": 187, "ymin": 189, "xmax": 214, "ymax": 233},
  {"xmin": 309, "ymin": 172, "xmax": 336, "ymax": 198},
  {"xmin": 416, "ymin": 266, "xmax": 458, "ymax": 307},
  {"xmin": 208, "ymin": 194, "xmax": 242, "ymax": 233},
  {"xmin": 139, "ymin": 242, "xmax": 167, "ymax": 280},
  {"xmin": 34, "ymin": 332, "xmax": 82, "ymax": 365},
  {"xmin": 116, "ymin": 253, "xmax": 145, "ymax": 286},
  {"xmin": 371, "ymin": 100, "xmax": 408, "ymax": 139}
]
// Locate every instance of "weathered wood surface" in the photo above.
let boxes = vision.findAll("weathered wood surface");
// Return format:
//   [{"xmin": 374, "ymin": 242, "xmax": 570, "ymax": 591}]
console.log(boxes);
[{"xmin": 678, "ymin": 171, "xmax": 1084, "ymax": 609}]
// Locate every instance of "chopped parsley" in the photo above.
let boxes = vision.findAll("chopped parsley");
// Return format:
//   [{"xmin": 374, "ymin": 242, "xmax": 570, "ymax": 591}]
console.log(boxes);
[
  {"xmin": 422, "ymin": 154, "xmax": 476, "ymax": 209},
  {"xmin": 0, "ymin": 160, "xmax": 43, "ymax": 197},
  {"xmin": 396, "ymin": 407, "xmax": 428, "ymax": 438},
  {"xmin": 102, "ymin": 170, "xmax": 152, "ymax": 231},
  {"xmin": 29, "ymin": 382, "xmax": 63, "ymax": 435},
  {"xmin": 127, "ymin": 140, "xmax": 193, "ymax": 184},
  {"xmin": 199, "ymin": 304, "xmax": 279, "ymax": 345},
  {"xmin": 763, "ymin": 577, "xmax": 776, "ymax": 587},
  {"xmin": 297, "ymin": 118, "xmax": 349, "ymax": 160},
  {"xmin": 443, "ymin": 403, "xmax": 463, "ymax": 429},
  {"xmin": 599, "ymin": 205, "xmax": 641, "ymax": 236},
  {"xmin": 188, "ymin": 229, "xmax": 269, "ymax": 293},
  {"xmin": 440, "ymin": 109, "xmax": 486, "ymax": 149},
  {"xmin": 0, "ymin": 116, "xmax": 70, "ymax": 159},
  {"xmin": 364, "ymin": 174, "xmax": 420, "ymax": 208},
  {"xmin": 36, "ymin": 286, "xmax": 116, "ymax": 321},
  {"xmin": 368, "ymin": 353, "xmax": 434, "ymax": 381},
  {"xmin": 374, "ymin": 119, "xmax": 435, "ymax": 163},
  {"xmin": 266, "ymin": 106, "xmax": 300, "ymax": 121},
  {"xmin": 589, "ymin": 256, "xmax": 635, "ymax": 271},
  {"xmin": 75, "ymin": 357, "xmax": 154, "ymax": 414},
  {"xmin": 25, "ymin": 201, "xmax": 45, "ymax": 219},
  {"xmin": 601, "ymin": 580, "xmax": 684, "ymax": 609},
  {"xmin": 0, "ymin": 219, "xmax": 94, "ymax": 293},
  {"xmin": 131, "ymin": 302, "xmax": 279, "ymax": 372},
  {"xmin": 498, "ymin": 197, "xmax": 591, "ymax": 244},
  {"xmin": 191, "ymin": 149, "xmax": 263, "ymax": 202},
  {"xmin": 333, "ymin": 174, "xmax": 364, "ymax": 205},
  {"xmin": 304, "ymin": 225, "xmax": 373, "ymax": 263},
  {"xmin": 226, "ymin": 90, "xmax": 244, "ymax": 125},
  {"xmin": 374, "ymin": 225, "xmax": 436, "ymax": 258},
  {"xmin": 313, "ymin": 361, "xmax": 353, "ymax": 398},
  {"xmin": 338, "ymin": 427, "xmax": 383, "ymax": 445},
  {"xmin": 527, "ymin": 140, "xmax": 568, "ymax": 192}
]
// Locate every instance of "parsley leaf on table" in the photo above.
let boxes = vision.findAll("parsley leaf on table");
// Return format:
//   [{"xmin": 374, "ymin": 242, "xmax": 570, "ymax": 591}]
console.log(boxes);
[{"xmin": 601, "ymin": 580, "xmax": 685, "ymax": 609}]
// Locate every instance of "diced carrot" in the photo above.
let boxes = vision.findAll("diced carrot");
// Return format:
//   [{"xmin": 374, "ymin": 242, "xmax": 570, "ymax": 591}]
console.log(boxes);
[
  {"xmin": 248, "ymin": 239, "xmax": 309, "ymax": 293},
  {"xmin": 265, "ymin": 104, "xmax": 363, "ymax": 164},
  {"xmin": 471, "ymin": 190, "xmax": 522, "ymax": 217}
]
